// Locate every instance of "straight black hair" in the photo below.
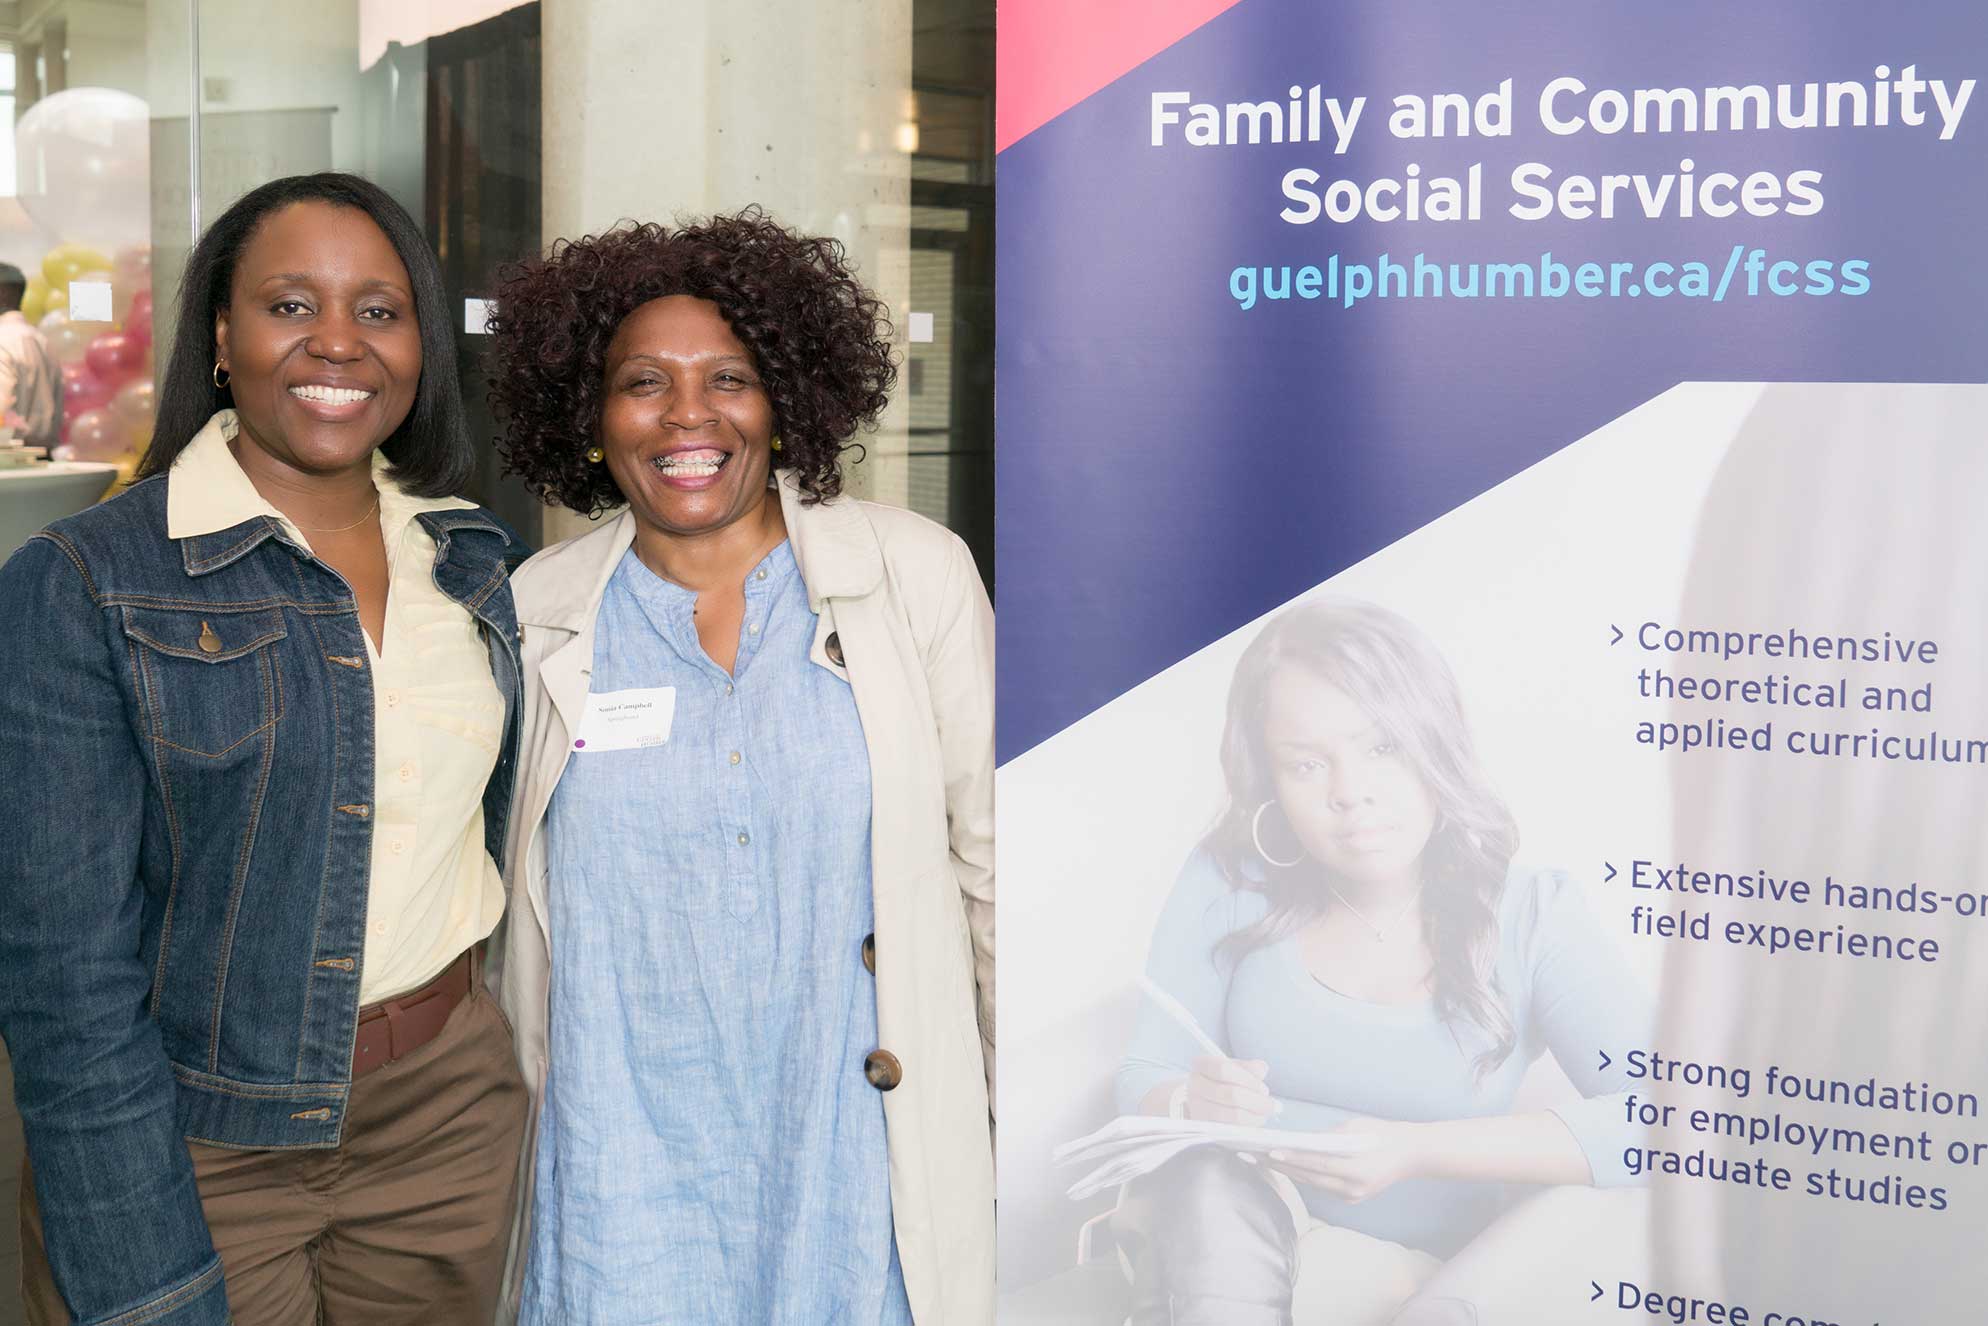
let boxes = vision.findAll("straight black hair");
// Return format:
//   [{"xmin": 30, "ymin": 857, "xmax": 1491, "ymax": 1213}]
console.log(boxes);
[{"xmin": 139, "ymin": 172, "xmax": 473, "ymax": 497}]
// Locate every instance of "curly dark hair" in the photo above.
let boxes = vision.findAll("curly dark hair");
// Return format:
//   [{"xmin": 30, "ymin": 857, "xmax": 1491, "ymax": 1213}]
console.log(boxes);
[{"xmin": 487, "ymin": 208, "xmax": 896, "ymax": 514}]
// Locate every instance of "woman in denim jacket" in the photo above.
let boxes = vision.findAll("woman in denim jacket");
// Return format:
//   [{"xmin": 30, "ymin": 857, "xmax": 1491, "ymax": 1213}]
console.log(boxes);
[{"xmin": 0, "ymin": 174, "xmax": 530, "ymax": 1326}]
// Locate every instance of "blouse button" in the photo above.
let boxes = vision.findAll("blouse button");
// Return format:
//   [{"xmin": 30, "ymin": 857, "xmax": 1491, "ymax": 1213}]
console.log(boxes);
[
  {"xmin": 728, "ymin": 751, "xmax": 742, "ymax": 766},
  {"xmin": 864, "ymin": 1049, "xmax": 902, "ymax": 1091},
  {"xmin": 737, "ymin": 832, "xmax": 750, "ymax": 847}
]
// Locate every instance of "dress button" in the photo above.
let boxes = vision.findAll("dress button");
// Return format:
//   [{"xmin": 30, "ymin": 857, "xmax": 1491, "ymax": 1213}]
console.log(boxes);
[
  {"xmin": 748, "ymin": 623, "xmax": 760, "ymax": 635},
  {"xmin": 385, "ymin": 690, "xmax": 401, "ymax": 709},
  {"xmin": 390, "ymin": 838, "xmax": 405, "ymax": 855},
  {"xmin": 755, "ymin": 568, "xmax": 767, "ymax": 581},
  {"xmin": 725, "ymin": 683, "xmax": 734, "ymax": 696},
  {"xmin": 737, "ymin": 832, "xmax": 750, "ymax": 847},
  {"xmin": 864, "ymin": 1049, "xmax": 902, "ymax": 1091},
  {"xmin": 861, "ymin": 933, "xmax": 875, "ymax": 974},
  {"xmin": 372, "ymin": 919, "xmax": 388, "ymax": 937},
  {"xmin": 728, "ymin": 751, "xmax": 742, "ymax": 766},
  {"xmin": 398, "ymin": 762, "xmax": 414, "ymax": 782},
  {"xmin": 824, "ymin": 632, "xmax": 844, "ymax": 667}
]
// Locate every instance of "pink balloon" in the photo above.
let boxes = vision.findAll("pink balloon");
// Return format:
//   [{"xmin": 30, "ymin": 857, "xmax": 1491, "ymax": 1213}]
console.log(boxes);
[
  {"xmin": 109, "ymin": 375, "xmax": 153, "ymax": 429},
  {"xmin": 63, "ymin": 362, "xmax": 113, "ymax": 416},
  {"xmin": 66, "ymin": 407, "xmax": 125, "ymax": 460},
  {"xmin": 84, "ymin": 332, "xmax": 145, "ymax": 388},
  {"xmin": 112, "ymin": 246, "xmax": 151, "ymax": 288},
  {"xmin": 124, "ymin": 289, "xmax": 152, "ymax": 344}
]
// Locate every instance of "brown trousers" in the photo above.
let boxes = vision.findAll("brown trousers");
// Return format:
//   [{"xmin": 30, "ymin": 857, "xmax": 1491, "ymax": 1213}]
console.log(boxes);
[{"xmin": 21, "ymin": 985, "xmax": 527, "ymax": 1325}]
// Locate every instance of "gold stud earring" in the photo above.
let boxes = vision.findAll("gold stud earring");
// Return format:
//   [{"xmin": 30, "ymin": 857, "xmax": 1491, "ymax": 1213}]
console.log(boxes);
[
  {"xmin": 770, "ymin": 435, "xmax": 783, "ymax": 453},
  {"xmin": 585, "ymin": 445, "xmax": 604, "ymax": 463}
]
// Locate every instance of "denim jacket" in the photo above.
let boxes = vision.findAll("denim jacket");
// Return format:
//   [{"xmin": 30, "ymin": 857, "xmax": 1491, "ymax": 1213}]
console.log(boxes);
[{"xmin": 0, "ymin": 468, "xmax": 525, "ymax": 1326}]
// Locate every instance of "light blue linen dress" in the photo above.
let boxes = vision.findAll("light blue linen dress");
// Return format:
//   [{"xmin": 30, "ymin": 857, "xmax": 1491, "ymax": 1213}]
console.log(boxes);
[{"xmin": 520, "ymin": 543, "xmax": 913, "ymax": 1325}]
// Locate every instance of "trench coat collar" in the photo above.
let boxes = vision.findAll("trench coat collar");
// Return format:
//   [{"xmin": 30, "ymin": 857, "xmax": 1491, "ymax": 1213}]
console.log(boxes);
[{"xmin": 517, "ymin": 469, "xmax": 884, "ymax": 633}]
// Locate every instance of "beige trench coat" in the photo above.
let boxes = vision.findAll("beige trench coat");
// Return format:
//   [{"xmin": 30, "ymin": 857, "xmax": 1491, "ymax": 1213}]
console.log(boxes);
[{"xmin": 488, "ymin": 473, "xmax": 995, "ymax": 1324}]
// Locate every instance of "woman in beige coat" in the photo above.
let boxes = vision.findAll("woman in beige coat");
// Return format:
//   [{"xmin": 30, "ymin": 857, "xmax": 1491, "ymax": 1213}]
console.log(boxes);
[{"xmin": 483, "ymin": 211, "xmax": 994, "ymax": 1325}]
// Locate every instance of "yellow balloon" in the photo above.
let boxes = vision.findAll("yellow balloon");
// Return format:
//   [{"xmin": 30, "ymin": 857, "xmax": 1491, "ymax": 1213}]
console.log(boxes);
[
  {"xmin": 41, "ymin": 284, "xmax": 68, "ymax": 317},
  {"xmin": 20, "ymin": 274, "xmax": 47, "ymax": 324},
  {"xmin": 42, "ymin": 243, "xmax": 110, "ymax": 288}
]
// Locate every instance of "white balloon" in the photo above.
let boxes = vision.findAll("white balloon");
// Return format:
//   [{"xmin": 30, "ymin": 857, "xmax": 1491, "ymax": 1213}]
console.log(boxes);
[{"xmin": 15, "ymin": 88, "xmax": 151, "ymax": 248}]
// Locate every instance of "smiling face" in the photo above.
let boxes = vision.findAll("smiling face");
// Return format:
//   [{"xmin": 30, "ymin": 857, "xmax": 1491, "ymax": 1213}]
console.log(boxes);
[
  {"xmin": 214, "ymin": 200, "xmax": 422, "ymax": 479},
  {"xmin": 1262, "ymin": 663, "xmax": 1440, "ymax": 894},
  {"xmin": 599, "ymin": 294, "xmax": 778, "ymax": 539}
]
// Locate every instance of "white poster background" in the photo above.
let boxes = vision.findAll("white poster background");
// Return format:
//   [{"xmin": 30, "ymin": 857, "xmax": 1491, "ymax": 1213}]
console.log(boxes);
[{"xmin": 999, "ymin": 382, "xmax": 1988, "ymax": 1323}]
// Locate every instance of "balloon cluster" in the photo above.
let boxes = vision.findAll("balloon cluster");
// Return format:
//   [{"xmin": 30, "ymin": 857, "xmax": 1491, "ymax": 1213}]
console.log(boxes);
[
  {"xmin": 12, "ymin": 87, "xmax": 154, "ymax": 477},
  {"xmin": 33, "ymin": 243, "xmax": 155, "ymax": 469}
]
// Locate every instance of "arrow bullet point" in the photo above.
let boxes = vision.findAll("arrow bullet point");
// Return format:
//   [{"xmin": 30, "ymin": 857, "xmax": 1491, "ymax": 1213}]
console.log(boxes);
[
  {"xmin": 1604, "ymin": 861, "xmax": 1618, "ymax": 883},
  {"xmin": 1591, "ymin": 1281, "xmax": 1604, "ymax": 1302},
  {"xmin": 1599, "ymin": 1050, "xmax": 1613, "ymax": 1071},
  {"xmin": 1610, "ymin": 624, "xmax": 1623, "ymax": 645}
]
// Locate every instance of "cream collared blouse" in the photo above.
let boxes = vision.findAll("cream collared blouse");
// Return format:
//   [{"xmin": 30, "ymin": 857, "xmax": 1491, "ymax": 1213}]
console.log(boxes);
[{"xmin": 168, "ymin": 411, "xmax": 506, "ymax": 1002}]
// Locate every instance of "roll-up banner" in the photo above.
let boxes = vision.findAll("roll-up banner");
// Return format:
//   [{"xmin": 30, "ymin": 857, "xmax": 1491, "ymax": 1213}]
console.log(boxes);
[{"xmin": 996, "ymin": 3, "xmax": 1988, "ymax": 1323}]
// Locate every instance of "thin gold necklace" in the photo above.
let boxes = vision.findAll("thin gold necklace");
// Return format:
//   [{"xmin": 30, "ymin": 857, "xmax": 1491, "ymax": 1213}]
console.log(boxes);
[
  {"xmin": 296, "ymin": 495, "xmax": 381, "ymax": 534},
  {"xmin": 1326, "ymin": 884, "xmax": 1421, "ymax": 943}
]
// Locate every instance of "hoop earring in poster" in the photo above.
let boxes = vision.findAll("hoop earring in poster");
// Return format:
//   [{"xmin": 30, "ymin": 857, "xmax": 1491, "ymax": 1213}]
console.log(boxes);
[{"xmin": 1251, "ymin": 800, "xmax": 1306, "ymax": 870}]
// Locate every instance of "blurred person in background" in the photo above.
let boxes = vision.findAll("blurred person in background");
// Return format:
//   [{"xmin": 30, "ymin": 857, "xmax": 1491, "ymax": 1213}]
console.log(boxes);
[
  {"xmin": 0, "ymin": 173, "xmax": 530, "ymax": 1326},
  {"xmin": 0, "ymin": 261, "xmax": 62, "ymax": 450},
  {"xmin": 485, "ymin": 210, "xmax": 995, "ymax": 1325}
]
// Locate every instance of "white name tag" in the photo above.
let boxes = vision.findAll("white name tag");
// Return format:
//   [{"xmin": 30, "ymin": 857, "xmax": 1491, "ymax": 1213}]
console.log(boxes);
[{"xmin": 572, "ymin": 687, "xmax": 676, "ymax": 752}]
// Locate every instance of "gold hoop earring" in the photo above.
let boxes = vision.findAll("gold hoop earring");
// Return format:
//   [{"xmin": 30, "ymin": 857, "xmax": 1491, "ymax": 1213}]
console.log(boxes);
[
  {"xmin": 212, "ymin": 363, "xmax": 230, "ymax": 389},
  {"xmin": 585, "ymin": 446, "xmax": 604, "ymax": 464},
  {"xmin": 1251, "ymin": 800, "xmax": 1305, "ymax": 870}
]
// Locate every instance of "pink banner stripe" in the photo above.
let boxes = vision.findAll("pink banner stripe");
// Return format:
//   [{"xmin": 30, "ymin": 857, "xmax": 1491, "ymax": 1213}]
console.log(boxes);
[{"xmin": 997, "ymin": 0, "xmax": 1246, "ymax": 153}]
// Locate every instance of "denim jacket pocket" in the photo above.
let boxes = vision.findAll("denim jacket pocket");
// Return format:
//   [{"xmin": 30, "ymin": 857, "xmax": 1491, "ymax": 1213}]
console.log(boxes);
[{"xmin": 122, "ymin": 606, "xmax": 288, "ymax": 758}]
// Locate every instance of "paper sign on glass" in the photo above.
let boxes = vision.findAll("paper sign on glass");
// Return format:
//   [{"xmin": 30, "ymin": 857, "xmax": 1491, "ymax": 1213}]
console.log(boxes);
[
  {"xmin": 572, "ymin": 687, "xmax": 675, "ymax": 752},
  {"xmin": 68, "ymin": 281, "xmax": 113, "ymax": 323}
]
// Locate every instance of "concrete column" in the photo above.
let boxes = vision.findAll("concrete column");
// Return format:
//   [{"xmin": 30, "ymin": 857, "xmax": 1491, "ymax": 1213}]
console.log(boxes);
[{"xmin": 539, "ymin": 0, "xmax": 913, "ymax": 542}]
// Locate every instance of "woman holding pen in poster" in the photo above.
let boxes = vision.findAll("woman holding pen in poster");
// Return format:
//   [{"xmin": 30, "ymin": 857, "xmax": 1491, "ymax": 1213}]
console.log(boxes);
[
  {"xmin": 484, "ymin": 210, "xmax": 995, "ymax": 1325},
  {"xmin": 1113, "ymin": 599, "xmax": 1650, "ymax": 1324}
]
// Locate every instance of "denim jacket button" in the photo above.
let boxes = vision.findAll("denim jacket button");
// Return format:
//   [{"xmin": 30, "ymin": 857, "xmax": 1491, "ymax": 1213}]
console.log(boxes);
[{"xmin": 197, "ymin": 621, "xmax": 223, "ymax": 654}]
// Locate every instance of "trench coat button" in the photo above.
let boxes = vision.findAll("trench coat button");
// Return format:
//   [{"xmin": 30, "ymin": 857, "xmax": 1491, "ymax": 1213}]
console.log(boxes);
[
  {"xmin": 864, "ymin": 1049, "xmax": 902, "ymax": 1091},
  {"xmin": 824, "ymin": 632, "xmax": 844, "ymax": 667},
  {"xmin": 861, "ymin": 933, "xmax": 875, "ymax": 974},
  {"xmin": 197, "ymin": 621, "xmax": 223, "ymax": 654}
]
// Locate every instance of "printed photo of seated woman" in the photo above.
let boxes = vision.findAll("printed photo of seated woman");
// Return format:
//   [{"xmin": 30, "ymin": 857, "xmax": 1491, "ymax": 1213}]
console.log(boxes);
[{"xmin": 1111, "ymin": 598, "xmax": 1653, "ymax": 1325}]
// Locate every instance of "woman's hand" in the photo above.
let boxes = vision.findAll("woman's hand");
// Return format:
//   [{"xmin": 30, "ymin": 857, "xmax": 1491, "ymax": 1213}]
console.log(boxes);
[
  {"xmin": 1183, "ymin": 1055, "xmax": 1281, "ymax": 1125},
  {"xmin": 1269, "ymin": 1117, "xmax": 1425, "ymax": 1202}
]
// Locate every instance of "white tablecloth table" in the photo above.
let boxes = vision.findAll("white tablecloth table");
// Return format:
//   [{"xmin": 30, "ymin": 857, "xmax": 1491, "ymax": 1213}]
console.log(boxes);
[{"xmin": 0, "ymin": 463, "xmax": 119, "ymax": 565}]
